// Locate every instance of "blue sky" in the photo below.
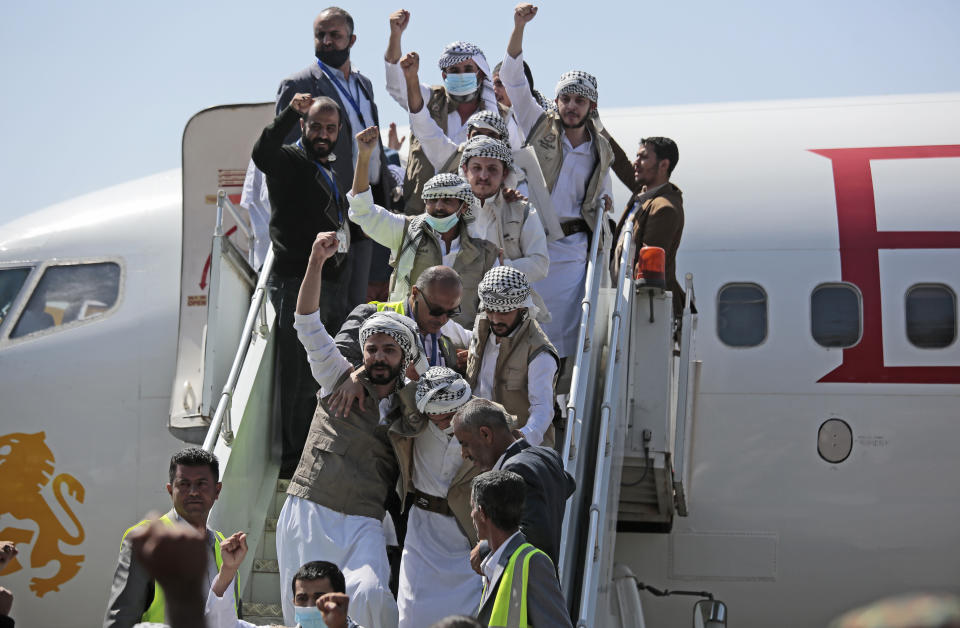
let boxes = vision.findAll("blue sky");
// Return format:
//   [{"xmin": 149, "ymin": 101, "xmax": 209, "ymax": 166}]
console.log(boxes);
[{"xmin": 1, "ymin": 0, "xmax": 958, "ymax": 224}]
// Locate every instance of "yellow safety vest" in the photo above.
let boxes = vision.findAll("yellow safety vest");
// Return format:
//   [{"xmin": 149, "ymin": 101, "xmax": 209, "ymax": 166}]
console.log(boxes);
[
  {"xmin": 120, "ymin": 513, "xmax": 229, "ymax": 623},
  {"xmin": 372, "ymin": 300, "xmax": 406, "ymax": 315},
  {"xmin": 484, "ymin": 542, "xmax": 550, "ymax": 628}
]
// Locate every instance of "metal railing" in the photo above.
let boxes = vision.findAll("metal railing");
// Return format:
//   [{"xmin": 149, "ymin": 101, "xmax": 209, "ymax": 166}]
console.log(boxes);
[
  {"xmin": 672, "ymin": 273, "xmax": 699, "ymax": 515},
  {"xmin": 202, "ymin": 197, "xmax": 274, "ymax": 452},
  {"xmin": 576, "ymin": 230, "xmax": 634, "ymax": 627}
]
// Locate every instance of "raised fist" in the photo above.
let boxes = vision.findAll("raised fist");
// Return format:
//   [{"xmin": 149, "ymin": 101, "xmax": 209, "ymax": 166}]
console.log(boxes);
[
  {"xmin": 389, "ymin": 9, "xmax": 410, "ymax": 33},
  {"xmin": 514, "ymin": 3, "xmax": 538, "ymax": 25},
  {"xmin": 290, "ymin": 93, "xmax": 315, "ymax": 115},
  {"xmin": 399, "ymin": 51, "xmax": 420, "ymax": 78},
  {"xmin": 356, "ymin": 126, "xmax": 381, "ymax": 155},
  {"xmin": 311, "ymin": 231, "xmax": 341, "ymax": 261}
]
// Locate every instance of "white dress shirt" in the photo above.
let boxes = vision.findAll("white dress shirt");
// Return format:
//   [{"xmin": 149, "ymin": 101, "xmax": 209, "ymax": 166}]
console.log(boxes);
[
  {"xmin": 318, "ymin": 62, "xmax": 381, "ymax": 184},
  {"xmin": 481, "ymin": 530, "xmax": 523, "ymax": 586}
]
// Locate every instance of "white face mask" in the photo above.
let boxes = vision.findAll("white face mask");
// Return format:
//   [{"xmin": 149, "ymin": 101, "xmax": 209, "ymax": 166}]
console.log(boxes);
[
  {"xmin": 294, "ymin": 604, "xmax": 328, "ymax": 628},
  {"xmin": 424, "ymin": 212, "xmax": 460, "ymax": 233}
]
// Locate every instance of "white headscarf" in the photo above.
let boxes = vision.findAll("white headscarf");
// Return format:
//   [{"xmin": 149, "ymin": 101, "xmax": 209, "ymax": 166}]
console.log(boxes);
[
  {"xmin": 359, "ymin": 311, "xmax": 428, "ymax": 377},
  {"xmin": 415, "ymin": 366, "xmax": 472, "ymax": 414}
]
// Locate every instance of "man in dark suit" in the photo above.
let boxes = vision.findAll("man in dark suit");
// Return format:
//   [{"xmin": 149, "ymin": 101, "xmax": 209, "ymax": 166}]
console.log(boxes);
[
  {"xmin": 452, "ymin": 398, "xmax": 575, "ymax": 568},
  {"xmin": 612, "ymin": 137, "xmax": 686, "ymax": 318},
  {"xmin": 471, "ymin": 470, "xmax": 572, "ymax": 627},
  {"xmin": 276, "ymin": 6, "xmax": 394, "ymax": 307}
]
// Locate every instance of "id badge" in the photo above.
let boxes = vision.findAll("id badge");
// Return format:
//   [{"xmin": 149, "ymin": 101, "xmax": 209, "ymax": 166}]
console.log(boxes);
[{"xmin": 336, "ymin": 226, "xmax": 350, "ymax": 254}]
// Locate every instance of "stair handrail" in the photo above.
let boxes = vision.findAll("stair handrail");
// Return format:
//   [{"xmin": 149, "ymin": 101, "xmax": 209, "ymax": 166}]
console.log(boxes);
[
  {"xmin": 558, "ymin": 216, "xmax": 608, "ymax": 583},
  {"xmin": 672, "ymin": 272, "xmax": 698, "ymax": 516},
  {"xmin": 575, "ymin": 230, "xmax": 634, "ymax": 627},
  {"xmin": 202, "ymin": 237, "xmax": 275, "ymax": 452}
]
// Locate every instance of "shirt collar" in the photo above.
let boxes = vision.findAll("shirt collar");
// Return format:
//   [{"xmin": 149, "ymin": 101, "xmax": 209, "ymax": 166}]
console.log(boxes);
[{"xmin": 481, "ymin": 530, "xmax": 523, "ymax": 583}]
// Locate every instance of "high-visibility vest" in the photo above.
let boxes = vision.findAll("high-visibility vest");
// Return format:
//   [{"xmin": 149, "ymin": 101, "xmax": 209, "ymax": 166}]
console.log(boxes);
[
  {"xmin": 120, "ymin": 514, "xmax": 230, "ymax": 623},
  {"xmin": 484, "ymin": 542, "xmax": 551, "ymax": 628},
  {"xmin": 372, "ymin": 300, "xmax": 405, "ymax": 314}
]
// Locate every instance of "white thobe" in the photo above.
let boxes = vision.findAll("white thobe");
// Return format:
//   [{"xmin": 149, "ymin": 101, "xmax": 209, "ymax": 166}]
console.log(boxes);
[
  {"xmin": 239, "ymin": 158, "xmax": 271, "ymax": 272},
  {"xmin": 397, "ymin": 422, "xmax": 481, "ymax": 628},
  {"xmin": 275, "ymin": 310, "xmax": 398, "ymax": 628},
  {"xmin": 474, "ymin": 321, "xmax": 558, "ymax": 446},
  {"xmin": 501, "ymin": 51, "xmax": 613, "ymax": 357},
  {"xmin": 385, "ymin": 61, "xmax": 499, "ymax": 145}
]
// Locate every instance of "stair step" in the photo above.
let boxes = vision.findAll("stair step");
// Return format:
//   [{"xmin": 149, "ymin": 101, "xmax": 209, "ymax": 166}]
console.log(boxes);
[
  {"xmin": 244, "ymin": 602, "xmax": 284, "ymax": 617},
  {"xmin": 243, "ymin": 616, "xmax": 285, "ymax": 626},
  {"xmin": 253, "ymin": 558, "xmax": 279, "ymax": 573}
]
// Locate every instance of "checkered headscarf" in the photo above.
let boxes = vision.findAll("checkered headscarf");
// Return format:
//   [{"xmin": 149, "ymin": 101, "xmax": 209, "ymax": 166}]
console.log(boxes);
[
  {"xmin": 555, "ymin": 70, "xmax": 598, "ymax": 103},
  {"xmin": 415, "ymin": 366, "xmax": 472, "ymax": 414},
  {"xmin": 421, "ymin": 173, "xmax": 476, "ymax": 207},
  {"xmin": 478, "ymin": 266, "xmax": 532, "ymax": 313},
  {"xmin": 466, "ymin": 110, "xmax": 508, "ymax": 140},
  {"xmin": 459, "ymin": 136, "xmax": 514, "ymax": 172},
  {"xmin": 437, "ymin": 41, "xmax": 491, "ymax": 78},
  {"xmin": 359, "ymin": 311, "xmax": 428, "ymax": 377}
]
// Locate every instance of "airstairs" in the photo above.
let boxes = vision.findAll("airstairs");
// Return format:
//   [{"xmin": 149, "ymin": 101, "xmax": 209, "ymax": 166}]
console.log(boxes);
[{"xmin": 171, "ymin": 184, "xmax": 700, "ymax": 626}]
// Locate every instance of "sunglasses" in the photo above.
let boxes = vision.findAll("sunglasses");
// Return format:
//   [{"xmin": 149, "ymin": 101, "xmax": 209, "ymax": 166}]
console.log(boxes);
[{"xmin": 417, "ymin": 291, "xmax": 461, "ymax": 318}]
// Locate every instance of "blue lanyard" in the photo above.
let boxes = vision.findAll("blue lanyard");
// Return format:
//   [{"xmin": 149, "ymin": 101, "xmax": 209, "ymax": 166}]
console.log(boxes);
[
  {"xmin": 316, "ymin": 59, "xmax": 366, "ymax": 126},
  {"xmin": 296, "ymin": 139, "xmax": 343, "ymax": 224}
]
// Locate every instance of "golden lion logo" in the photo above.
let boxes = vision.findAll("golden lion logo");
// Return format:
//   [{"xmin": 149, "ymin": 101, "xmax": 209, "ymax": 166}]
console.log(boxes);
[{"xmin": 0, "ymin": 431, "xmax": 85, "ymax": 596}]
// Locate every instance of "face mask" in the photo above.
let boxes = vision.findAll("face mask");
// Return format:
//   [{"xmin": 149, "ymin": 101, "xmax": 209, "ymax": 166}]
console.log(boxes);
[
  {"xmin": 444, "ymin": 72, "xmax": 478, "ymax": 97},
  {"xmin": 318, "ymin": 46, "xmax": 350, "ymax": 68},
  {"xmin": 424, "ymin": 212, "xmax": 460, "ymax": 233},
  {"xmin": 295, "ymin": 604, "xmax": 328, "ymax": 628}
]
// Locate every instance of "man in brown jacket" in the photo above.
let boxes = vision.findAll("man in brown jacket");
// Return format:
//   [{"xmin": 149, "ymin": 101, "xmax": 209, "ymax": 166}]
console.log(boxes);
[{"xmin": 613, "ymin": 136, "xmax": 686, "ymax": 318}]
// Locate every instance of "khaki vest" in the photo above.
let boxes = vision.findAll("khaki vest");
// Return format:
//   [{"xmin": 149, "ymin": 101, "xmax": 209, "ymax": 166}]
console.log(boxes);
[
  {"xmin": 388, "ymin": 386, "xmax": 480, "ymax": 546},
  {"xmin": 388, "ymin": 216, "xmax": 500, "ymax": 330},
  {"xmin": 465, "ymin": 316, "xmax": 559, "ymax": 447},
  {"xmin": 403, "ymin": 86, "xmax": 455, "ymax": 215},
  {"xmin": 287, "ymin": 370, "xmax": 400, "ymax": 520},
  {"xmin": 524, "ymin": 111, "xmax": 614, "ymax": 231}
]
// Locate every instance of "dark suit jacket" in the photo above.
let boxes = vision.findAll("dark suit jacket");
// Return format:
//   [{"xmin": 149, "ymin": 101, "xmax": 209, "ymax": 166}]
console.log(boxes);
[
  {"xmin": 276, "ymin": 62, "xmax": 393, "ymax": 211},
  {"xmin": 501, "ymin": 439, "xmax": 576, "ymax": 566},
  {"xmin": 613, "ymin": 182, "xmax": 686, "ymax": 317},
  {"xmin": 475, "ymin": 532, "xmax": 573, "ymax": 627}
]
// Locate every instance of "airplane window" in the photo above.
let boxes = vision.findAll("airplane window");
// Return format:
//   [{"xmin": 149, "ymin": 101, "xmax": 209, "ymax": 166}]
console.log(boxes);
[
  {"xmin": 906, "ymin": 284, "xmax": 956, "ymax": 349},
  {"xmin": 0, "ymin": 267, "xmax": 31, "ymax": 327},
  {"xmin": 10, "ymin": 262, "xmax": 121, "ymax": 339},
  {"xmin": 811, "ymin": 283, "xmax": 862, "ymax": 348},
  {"xmin": 717, "ymin": 283, "xmax": 767, "ymax": 347}
]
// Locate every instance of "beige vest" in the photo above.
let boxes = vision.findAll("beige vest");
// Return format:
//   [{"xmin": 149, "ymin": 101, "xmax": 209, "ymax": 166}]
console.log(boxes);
[
  {"xmin": 287, "ymin": 370, "xmax": 399, "ymax": 520},
  {"xmin": 465, "ymin": 316, "xmax": 560, "ymax": 447},
  {"xmin": 388, "ymin": 386, "xmax": 480, "ymax": 546},
  {"xmin": 524, "ymin": 111, "xmax": 614, "ymax": 231},
  {"xmin": 388, "ymin": 216, "xmax": 499, "ymax": 330}
]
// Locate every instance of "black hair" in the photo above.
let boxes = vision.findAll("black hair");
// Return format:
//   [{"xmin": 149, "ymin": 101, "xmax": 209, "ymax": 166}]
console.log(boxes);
[
  {"xmin": 641, "ymin": 136, "xmax": 679, "ymax": 176},
  {"xmin": 168, "ymin": 448, "xmax": 219, "ymax": 483},
  {"xmin": 291, "ymin": 560, "xmax": 346, "ymax": 596},
  {"xmin": 316, "ymin": 7, "xmax": 354, "ymax": 35},
  {"xmin": 304, "ymin": 95, "xmax": 342, "ymax": 125},
  {"xmin": 471, "ymin": 470, "xmax": 526, "ymax": 531},
  {"xmin": 493, "ymin": 60, "xmax": 535, "ymax": 95}
]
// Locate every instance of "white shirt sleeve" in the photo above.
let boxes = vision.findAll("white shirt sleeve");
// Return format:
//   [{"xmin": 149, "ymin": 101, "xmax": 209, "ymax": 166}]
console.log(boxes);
[
  {"xmin": 503, "ymin": 205, "xmax": 550, "ymax": 283},
  {"xmin": 518, "ymin": 351, "xmax": 558, "ymax": 446},
  {"xmin": 347, "ymin": 188, "xmax": 407, "ymax": 250},
  {"xmin": 440, "ymin": 317, "xmax": 473, "ymax": 347},
  {"xmin": 204, "ymin": 581, "xmax": 258, "ymax": 628},
  {"xmin": 500, "ymin": 51, "xmax": 545, "ymax": 138},
  {"xmin": 409, "ymin": 106, "xmax": 459, "ymax": 169},
  {"xmin": 294, "ymin": 310, "xmax": 352, "ymax": 395},
  {"xmin": 384, "ymin": 60, "xmax": 432, "ymax": 112}
]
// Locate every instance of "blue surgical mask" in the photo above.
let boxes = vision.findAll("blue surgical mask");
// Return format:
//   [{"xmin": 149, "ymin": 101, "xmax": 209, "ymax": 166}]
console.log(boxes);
[
  {"xmin": 295, "ymin": 605, "xmax": 327, "ymax": 628},
  {"xmin": 424, "ymin": 212, "xmax": 460, "ymax": 233},
  {"xmin": 444, "ymin": 72, "xmax": 478, "ymax": 97}
]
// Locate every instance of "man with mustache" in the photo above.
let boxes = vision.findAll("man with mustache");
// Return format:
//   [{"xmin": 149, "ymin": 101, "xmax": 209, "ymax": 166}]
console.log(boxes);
[
  {"xmin": 275, "ymin": 230, "xmax": 428, "ymax": 628},
  {"xmin": 384, "ymin": 9, "xmax": 500, "ymax": 214},
  {"xmin": 465, "ymin": 266, "xmax": 558, "ymax": 448},
  {"xmin": 276, "ymin": 7, "xmax": 395, "ymax": 323},
  {"xmin": 347, "ymin": 127, "xmax": 499, "ymax": 330},
  {"xmin": 500, "ymin": 3, "xmax": 615, "ymax": 364},
  {"xmin": 252, "ymin": 92, "xmax": 353, "ymax": 478}
]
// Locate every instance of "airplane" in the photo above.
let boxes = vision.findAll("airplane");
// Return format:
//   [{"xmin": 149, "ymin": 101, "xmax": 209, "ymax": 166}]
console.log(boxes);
[{"xmin": 0, "ymin": 91, "xmax": 958, "ymax": 627}]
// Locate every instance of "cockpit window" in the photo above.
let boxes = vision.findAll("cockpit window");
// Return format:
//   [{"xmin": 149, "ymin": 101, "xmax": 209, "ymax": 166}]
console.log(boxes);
[
  {"xmin": 10, "ymin": 262, "xmax": 121, "ymax": 339},
  {"xmin": 0, "ymin": 267, "xmax": 32, "ymax": 327}
]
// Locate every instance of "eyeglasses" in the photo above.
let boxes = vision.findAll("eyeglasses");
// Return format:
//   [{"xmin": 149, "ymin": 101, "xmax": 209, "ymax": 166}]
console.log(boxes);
[{"xmin": 417, "ymin": 291, "xmax": 461, "ymax": 318}]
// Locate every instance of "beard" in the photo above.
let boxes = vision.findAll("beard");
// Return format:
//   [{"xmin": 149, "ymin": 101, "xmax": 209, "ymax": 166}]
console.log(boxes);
[
  {"xmin": 304, "ymin": 136, "xmax": 335, "ymax": 160},
  {"xmin": 490, "ymin": 311, "xmax": 526, "ymax": 337},
  {"xmin": 560, "ymin": 109, "xmax": 589, "ymax": 129},
  {"xmin": 367, "ymin": 360, "xmax": 403, "ymax": 385}
]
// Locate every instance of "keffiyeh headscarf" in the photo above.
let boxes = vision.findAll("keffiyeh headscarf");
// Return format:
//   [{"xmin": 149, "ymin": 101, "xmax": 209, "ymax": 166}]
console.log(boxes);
[
  {"xmin": 415, "ymin": 366, "xmax": 472, "ymax": 414},
  {"xmin": 421, "ymin": 173, "xmax": 477, "ymax": 217},
  {"xmin": 555, "ymin": 70, "xmax": 598, "ymax": 103},
  {"xmin": 459, "ymin": 136, "xmax": 514, "ymax": 172},
  {"xmin": 359, "ymin": 311, "xmax": 429, "ymax": 377},
  {"xmin": 437, "ymin": 41, "xmax": 491, "ymax": 78},
  {"xmin": 466, "ymin": 109, "xmax": 508, "ymax": 140},
  {"xmin": 478, "ymin": 266, "xmax": 534, "ymax": 313}
]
